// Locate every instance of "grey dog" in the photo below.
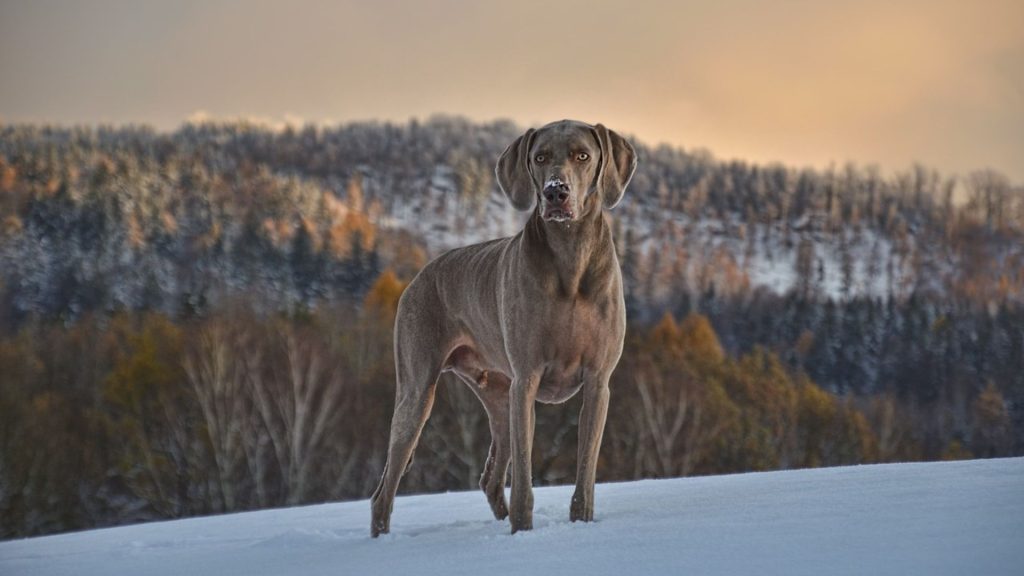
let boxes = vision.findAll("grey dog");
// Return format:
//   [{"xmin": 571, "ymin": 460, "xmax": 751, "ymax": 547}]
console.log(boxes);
[{"xmin": 370, "ymin": 119, "xmax": 637, "ymax": 536}]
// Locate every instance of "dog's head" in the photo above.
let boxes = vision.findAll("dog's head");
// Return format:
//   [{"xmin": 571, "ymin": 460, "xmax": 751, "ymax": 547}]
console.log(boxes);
[{"xmin": 496, "ymin": 120, "xmax": 637, "ymax": 222}]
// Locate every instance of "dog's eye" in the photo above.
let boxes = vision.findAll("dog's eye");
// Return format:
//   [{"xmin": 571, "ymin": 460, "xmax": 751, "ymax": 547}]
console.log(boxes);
[
  {"xmin": 534, "ymin": 154, "xmax": 546, "ymax": 164},
  {"xmin": 576, "ymin": 153, "xmax": 590, "ymax": 162}
]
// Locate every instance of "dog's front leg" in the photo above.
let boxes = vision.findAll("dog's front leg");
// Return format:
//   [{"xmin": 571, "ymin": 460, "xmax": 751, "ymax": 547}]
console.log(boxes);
[
  {"xmin": 571, "ymin": 374, "xmax": 611, "ymax": 522},
  {"xmin": 509, "ymin": 373, "xmax": 539, "ymax": 533}
]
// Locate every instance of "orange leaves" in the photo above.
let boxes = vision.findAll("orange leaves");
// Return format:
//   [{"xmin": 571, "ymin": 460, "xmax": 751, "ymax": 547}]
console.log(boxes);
[
  {"xmin": 679, "ymin": 314, "xmax": 725, "ymax": 363},
  {"xmin": 363, "ymin": 269, "xmax": 407, "ymax": 322},
  {"xmin": 327, "ymin": 211, "xmax": 376, "ymax": 258},
  {"xmin": 0, "ymin": 161, "xmax": 16, "ymax": 192},
  {"xmin": 262, "ymin": 217, "xmax": 295, "ymax": 245},
  {"xmin": 647, "ymin": 312, "xmax": 725, "ymax": 366},
  {"xmin": 647, "ymin": 312, "xmax": 683, "ymax": 358},
  {"xmin": 160, "ymin": 210, "xmax": 179, "ymax": 234},
  {"xmin": 1, "ymin": 215, "xmax": 22, "ymax": 238}
]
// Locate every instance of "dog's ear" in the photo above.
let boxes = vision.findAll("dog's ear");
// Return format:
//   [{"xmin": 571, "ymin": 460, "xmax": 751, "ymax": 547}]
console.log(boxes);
[
  {"xmin": 495, "ymin": 128, "xmax": 537, "ymax": 211},
  {"xmin": 592, "ymin": 124, "xmax": 637, "ymax": 210}
]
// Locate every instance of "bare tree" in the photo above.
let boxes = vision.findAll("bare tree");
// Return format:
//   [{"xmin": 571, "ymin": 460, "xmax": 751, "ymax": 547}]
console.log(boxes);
[
  {"xmin": 247, "ymin": 322, "xmax": 345, "ymax": 504},
  {"xmin": 634, "ymin": 370, "xmax": 711, "ymax": 478},
  {"xmin": 183, "ymin": 321, "xmax": 252, "ymax": 511}
]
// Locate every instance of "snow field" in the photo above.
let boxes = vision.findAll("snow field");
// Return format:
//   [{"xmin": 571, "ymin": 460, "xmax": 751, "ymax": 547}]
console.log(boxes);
[{"xmin": 2, "ymin": 458, "xmax": 1022, "ymax": 576}]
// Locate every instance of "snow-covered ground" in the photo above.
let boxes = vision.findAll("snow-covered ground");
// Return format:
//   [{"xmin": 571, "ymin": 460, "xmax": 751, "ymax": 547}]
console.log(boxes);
[{"xmin": 2, "ymin": 458, "xmax": 1021, "ymax": 576}]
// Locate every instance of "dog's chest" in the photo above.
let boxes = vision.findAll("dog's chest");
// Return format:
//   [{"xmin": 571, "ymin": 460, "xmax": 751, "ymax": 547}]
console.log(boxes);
[
  {"xmin": 551, "ymin": 296, "xmax": 613, "ymax": 350},
  {"xmin": 533, "ymin": 296, "xmax": 621, "ymax": 403}
]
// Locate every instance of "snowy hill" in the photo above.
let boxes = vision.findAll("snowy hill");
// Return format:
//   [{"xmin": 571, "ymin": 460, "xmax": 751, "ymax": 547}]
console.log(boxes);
[
  {"xmin": 2, "ymin": 459, "xmax": 1022, "ymax": 576},
  {"xmin": 376, "ymin": 180, "xmax": 909, "ymax": 301}
]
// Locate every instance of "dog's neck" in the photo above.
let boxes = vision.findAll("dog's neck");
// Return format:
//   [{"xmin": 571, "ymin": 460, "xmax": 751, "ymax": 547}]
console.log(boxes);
[{"xmin": 525, "ymin": 197, "xmax": 618, "ymax": 299}]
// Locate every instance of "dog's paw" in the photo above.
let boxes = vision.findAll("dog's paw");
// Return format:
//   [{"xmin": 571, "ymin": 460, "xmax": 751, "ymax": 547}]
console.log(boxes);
[
  {"xmin": 569, "ymin": 492, "xmax": 594, "ymax": 522},
  {"xmin": 491, "ymin": 497, "xmax": 509, "ymax": 520},
  {"xmin": 371, "ymin": 499, "xmax": 391, "ymax": 537},
  {"xmin": 509, "ymin": 512, "xmax": 533, "ymax": 534}
]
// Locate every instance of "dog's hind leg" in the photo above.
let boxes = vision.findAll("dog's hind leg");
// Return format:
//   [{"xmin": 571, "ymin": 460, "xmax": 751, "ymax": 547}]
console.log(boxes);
[
  {"xmin": 370, "ymin": 296, "xmax": 446, "ymax": 537},
  {"xmin": 370, "ymin": 364, "xmax": 438, "ymax": 537}
]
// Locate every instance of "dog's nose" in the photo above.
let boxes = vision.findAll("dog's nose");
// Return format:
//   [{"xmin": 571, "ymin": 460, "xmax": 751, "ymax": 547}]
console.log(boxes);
[{"xmin": 543, "ymin": 181, "xmax": 569, "ymax": 205}]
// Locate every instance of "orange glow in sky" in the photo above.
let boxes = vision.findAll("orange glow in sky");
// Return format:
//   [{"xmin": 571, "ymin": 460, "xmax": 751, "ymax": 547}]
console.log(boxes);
[{"xmin": 1, "ymin": 0, "xmax": 1021, "ymax": 180}]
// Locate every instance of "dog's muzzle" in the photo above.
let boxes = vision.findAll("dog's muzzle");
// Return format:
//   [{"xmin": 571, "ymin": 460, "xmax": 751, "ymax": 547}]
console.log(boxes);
[{"xmin": 542, "ymin": 180, "xmax": 574, "ymax": 222}]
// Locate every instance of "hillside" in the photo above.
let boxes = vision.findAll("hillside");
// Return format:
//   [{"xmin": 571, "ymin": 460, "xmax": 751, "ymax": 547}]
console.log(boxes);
[
  {"xmin": 2, "ymin": 458, "xmax": 1021, "ymax": 576},
  {"xmin": 3, "ymin": 119, "xmax": 1023, "ymax": 320}
]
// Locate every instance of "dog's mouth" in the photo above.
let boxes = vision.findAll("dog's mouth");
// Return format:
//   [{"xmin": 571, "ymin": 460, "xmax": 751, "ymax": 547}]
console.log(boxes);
[{"xmin": 542, "ymin": 207, "xmax": 575, "ymax": 222}]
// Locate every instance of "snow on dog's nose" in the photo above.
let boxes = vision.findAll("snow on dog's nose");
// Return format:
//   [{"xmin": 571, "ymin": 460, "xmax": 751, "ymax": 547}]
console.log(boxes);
[
  {"xmin": 543, "ymin": 178, "xmax": 569, "ymax": 205},
  {"xmin": 542, "ymin": 177, "xmax": 574, "ymax": 222}
]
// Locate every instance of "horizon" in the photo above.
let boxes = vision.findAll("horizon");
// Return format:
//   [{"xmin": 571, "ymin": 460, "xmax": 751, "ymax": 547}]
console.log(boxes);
[
  {"xmin": 1, "ymin": 1, "xmax": 1022, "ymax": 182},
  {"xmin": 3, "ymin": 114, "xmax": 1020, "ymax": 189}
]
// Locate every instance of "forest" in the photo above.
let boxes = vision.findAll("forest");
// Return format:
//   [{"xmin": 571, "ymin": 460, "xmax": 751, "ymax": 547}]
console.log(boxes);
[{"xmin": 1, "ymin": 117, "xmax": 1021, "ymax": 538}]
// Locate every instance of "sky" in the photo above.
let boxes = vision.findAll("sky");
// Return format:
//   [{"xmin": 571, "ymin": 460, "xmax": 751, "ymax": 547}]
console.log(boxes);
[{"xmin": 1, "ymin": 0, "xmax": 1022, "ymax": 181}]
